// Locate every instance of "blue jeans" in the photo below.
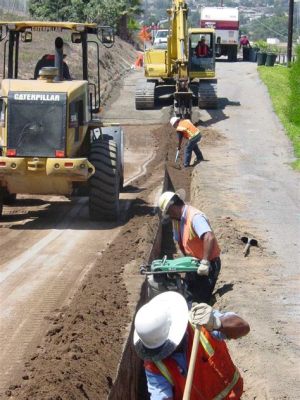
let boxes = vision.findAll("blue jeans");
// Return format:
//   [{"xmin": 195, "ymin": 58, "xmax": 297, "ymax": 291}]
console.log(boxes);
[{"xmin": 184, "ymin": 134, "xmax": 202, "ymax": 167}]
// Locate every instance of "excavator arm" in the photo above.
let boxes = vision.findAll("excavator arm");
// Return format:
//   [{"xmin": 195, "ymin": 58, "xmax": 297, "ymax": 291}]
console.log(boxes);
[
  {"xmin": 167, "ymin": 0, "xmax": 192, "ymax": 117},
  {"xmin": 167, "ymin": 0, "xmax": 189, "ymax": 78}
]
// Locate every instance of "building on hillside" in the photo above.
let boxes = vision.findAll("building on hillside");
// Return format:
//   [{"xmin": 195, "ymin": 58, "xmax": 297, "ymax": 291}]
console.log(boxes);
[{"xmin": 267, "ymin": 38, "xmax": 280, "ymax": 45}]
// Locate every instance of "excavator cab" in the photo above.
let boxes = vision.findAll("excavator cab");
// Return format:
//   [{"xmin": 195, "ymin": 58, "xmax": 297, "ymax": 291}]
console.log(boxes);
[{"xmin": 188, "ymin": 29, "xmax": 216, "ymax": 79}]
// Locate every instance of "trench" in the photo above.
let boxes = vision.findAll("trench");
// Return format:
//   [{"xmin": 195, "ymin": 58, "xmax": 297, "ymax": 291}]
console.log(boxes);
[{"xmin": 107, "ymin": 169, "xmax": 178, "ymax": 400}]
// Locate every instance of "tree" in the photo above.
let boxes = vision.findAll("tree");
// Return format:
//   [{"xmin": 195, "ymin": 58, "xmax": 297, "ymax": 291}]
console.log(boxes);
[
  {"xmin": 29, "ymin": 0, "xmax": 143, "ymax": 39},
  {"xmin": 29, "ymin": 0, "xmax": 73, "ymax": 21}
]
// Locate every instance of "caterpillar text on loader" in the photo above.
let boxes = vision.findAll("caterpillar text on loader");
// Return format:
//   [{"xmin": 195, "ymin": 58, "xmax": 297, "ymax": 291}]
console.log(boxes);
[
  {"xmin": 135, "ymin": 0, "xmax": 218, "ymax": 118},
  {"xmin": 0, "ymin": 21, "xmax": 124, "ymax": 221}
]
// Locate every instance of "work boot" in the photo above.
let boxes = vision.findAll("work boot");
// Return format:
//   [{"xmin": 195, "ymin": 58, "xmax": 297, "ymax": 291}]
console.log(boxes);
[{"xmin": 193, "ymin": 157, "xmax": 203, "ymax": 166}]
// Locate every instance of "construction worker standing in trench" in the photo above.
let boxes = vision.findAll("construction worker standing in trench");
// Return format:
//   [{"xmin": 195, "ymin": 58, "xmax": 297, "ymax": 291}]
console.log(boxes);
[
  {"xmin": 158, "ymin": 190, "xmax": 221, "ymax": 303},
  {"xmin": 134, "ymin": 291, "xmax": 250, "ymax": 399},
  {"xmin": 170, "ymin": 117, "xmax": 204, "ymax": 168}
]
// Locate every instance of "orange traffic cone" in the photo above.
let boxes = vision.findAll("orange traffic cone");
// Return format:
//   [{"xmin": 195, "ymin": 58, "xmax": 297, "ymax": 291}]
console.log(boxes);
[{"xmin": 134, "ymin": 53, "xmax": 144, "ymax": 68}]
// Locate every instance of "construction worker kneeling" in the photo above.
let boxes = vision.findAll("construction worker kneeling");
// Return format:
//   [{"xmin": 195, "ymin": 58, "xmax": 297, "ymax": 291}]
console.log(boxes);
[{"xmin": 134, "ymin": 291, "xmax": 250, "ymax": 400}]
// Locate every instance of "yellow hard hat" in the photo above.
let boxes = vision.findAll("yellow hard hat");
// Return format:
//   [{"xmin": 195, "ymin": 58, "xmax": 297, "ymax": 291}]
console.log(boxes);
[
  {"xmin": 158, "ymin": 191, "xmax": 176, "ymax": 215},
  {"xmin": 158, "ymin": 190, "xmax": 185, "ymax": 216}
]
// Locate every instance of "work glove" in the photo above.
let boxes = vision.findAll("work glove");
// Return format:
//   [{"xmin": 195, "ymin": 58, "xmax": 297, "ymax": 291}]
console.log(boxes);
[
  {"xmin": 189, "ymin": 303, "xmax": 221, "ymax": 331},
  {"xmin": 197, "ymin": 259, "xmax": 210, "ymax": 276}
]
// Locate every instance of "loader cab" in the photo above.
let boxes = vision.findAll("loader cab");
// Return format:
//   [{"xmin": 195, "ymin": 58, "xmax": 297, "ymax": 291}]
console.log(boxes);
[
  {"xmin": 0, "ymin": 22, "xmax": 123, "ymax": 222},
  {"xmin": 0, "ymin": 22, "xmax": 114, "ymax": 114},
  {"xmin": 188, "ymin": 29, "xmax": 216, "ymax": 78}
]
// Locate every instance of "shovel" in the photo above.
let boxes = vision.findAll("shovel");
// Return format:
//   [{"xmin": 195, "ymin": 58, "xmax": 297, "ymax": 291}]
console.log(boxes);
[
  {"xmin": 183, "ymin": 327, "xmax": 200, "ymax": 400},
  {"xmin": 241, "ymin": 236, "xmax": 258, "ymax": 257},
  {"xmin": 175, "ymin": 148, "xmax": 180, "ymax": 163},
  {"xmin": 170, "ymin": 148, "xmax": 181, "ymax": 169}
]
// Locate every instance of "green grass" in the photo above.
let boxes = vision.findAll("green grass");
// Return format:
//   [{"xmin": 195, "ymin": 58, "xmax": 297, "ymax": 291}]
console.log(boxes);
[{"xmin": 258, "ymin": 64, "xmax": 300, "ymax": 170}]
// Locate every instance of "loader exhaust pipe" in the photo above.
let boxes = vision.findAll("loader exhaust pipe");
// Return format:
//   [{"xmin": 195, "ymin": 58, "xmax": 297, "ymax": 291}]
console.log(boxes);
[{"xmin": 54, "ymin": 36, "xmax": 64, "ymax": 81}]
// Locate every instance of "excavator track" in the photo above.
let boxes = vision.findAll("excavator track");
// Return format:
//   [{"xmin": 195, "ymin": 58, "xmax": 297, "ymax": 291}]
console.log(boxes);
[
  {"xmin": 135, "ymin": 80, "xmax": 156, "ymax": 110},
  {"xmin": 198, "ymin": 80, "xmax": 218, "ymax": 109}
]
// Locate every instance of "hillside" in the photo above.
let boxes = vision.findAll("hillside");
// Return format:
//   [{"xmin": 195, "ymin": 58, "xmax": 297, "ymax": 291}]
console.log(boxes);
[
  {"xmin": 0, "ymin": 25, "xmax": 137, "ymax": 107},
  {"xmin": 141, "ymin": 0, "xmax": 295, "ymax": 41}
]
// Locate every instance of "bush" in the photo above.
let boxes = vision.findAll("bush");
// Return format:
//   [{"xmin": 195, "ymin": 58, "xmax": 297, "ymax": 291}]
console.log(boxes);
[
  {"xmin": 288, "ymin": 45, "xmax": 300, "ymax": 126},
  {"xmin": 255, "ymin": 39, "xmax": 268, "ymax": 52}
]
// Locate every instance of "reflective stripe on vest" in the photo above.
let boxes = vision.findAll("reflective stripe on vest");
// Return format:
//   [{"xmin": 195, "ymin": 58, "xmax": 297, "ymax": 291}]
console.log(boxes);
[
  {"xmin": 199, "ymin": 329, "xmax": 214, "ymax": 357},
  {"xmin": 154, "ymin": 360, "xmax": 174, "ymax": 385},
  {"xmin": 155, "ymin": 359, "xmax": 241, "ymax": 400},
  {"xmin": 154, "ymin": 328, "xmax": 241, "ymax": 400},
  {"xmin": 177, "ymin": 120, "xmax": 200, "ymax": 140},
  {"xmin": 212, "ymin": 369, "xmax": 241, "ymax": 400}
]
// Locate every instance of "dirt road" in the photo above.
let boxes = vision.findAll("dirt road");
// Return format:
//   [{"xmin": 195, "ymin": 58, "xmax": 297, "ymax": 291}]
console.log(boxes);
[
  {"xmin": 1, "ymin": 62, "xmax": 299, "ymax": 400},
  {"xmin": 0, "ymin": 67, "xmax": 169, "ymax": 396}
]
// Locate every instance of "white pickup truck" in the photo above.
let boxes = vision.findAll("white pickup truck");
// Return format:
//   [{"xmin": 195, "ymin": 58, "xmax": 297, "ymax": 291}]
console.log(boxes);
[{"xmin": 153, "ymin": 29, "xmax": 168, "ymax": 48}]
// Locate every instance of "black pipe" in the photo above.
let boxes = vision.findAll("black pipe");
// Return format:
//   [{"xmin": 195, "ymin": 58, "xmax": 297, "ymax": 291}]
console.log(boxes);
[
  {"xmin": 54, "ymin": 36, "xmax": 64, "ymax": 81},
  {"xmin": 287, "ymin": 0, "xmax": 294, "ymax": 66},
  {"xmin": 82, "ymin": 32, "xmax": 88, "ymax": 81},
  {"xmin": 14, "ymin": 32, "xmax": 19, "ymax": 79},
  {"xmin": 7, "ymin": 31, "xmax": 14, "ymax": 79},
  {"xmin": 3, "ymin": 39, "xmax": 8, "ymax": 78},
  {"xmin": 88, "ymin": 40, "xmax": 101, "ymax": 110}
]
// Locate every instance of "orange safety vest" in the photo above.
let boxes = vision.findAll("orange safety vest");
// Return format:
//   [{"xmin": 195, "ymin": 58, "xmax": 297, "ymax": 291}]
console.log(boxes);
[
  {"xmin": 177, "ymin": 120, "xmax": 201, "ymax": 140},
  {"xmin": 145, "ymin": 323, "xmax": 243, "ymax": 400},
  {"xmin": 173, "ymin": 206, "xmax": 220, "ymax": 260}
]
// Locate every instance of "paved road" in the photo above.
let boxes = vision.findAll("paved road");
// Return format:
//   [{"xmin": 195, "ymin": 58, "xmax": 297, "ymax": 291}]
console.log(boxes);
[
  {"xmin": 192, "ymin": 60, "xmax": 299, "ymax": 399},
  {"xmin": 102, "ymin": 69, "xmax": 171, "ymax": 125},
  {"xmin": 210, "ymin": 61, "xmax": 299, "ymax": 326}
]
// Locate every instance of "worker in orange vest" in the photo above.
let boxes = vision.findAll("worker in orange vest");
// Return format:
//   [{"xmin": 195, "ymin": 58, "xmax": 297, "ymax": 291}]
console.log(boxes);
[
  {"xmin": 134, "ymin": 291, "xmax": 250, "ymax": 400},
  {"xmin": 158, "ymin": 190, "xmax": 221, "ymax": 303},
  {"xmin": 170, "ymin": 117, "xmax": 203, "ymax": 168}
]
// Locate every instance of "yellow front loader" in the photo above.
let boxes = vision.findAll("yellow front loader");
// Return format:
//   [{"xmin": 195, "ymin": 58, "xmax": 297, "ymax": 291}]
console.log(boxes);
[
  {"xmin": 0, "ymin": 21, "xmax": 123, "ymax": 221},
  {"xmin": 135, "ymin": 0, "xmax": 218, "ymax": 117}
]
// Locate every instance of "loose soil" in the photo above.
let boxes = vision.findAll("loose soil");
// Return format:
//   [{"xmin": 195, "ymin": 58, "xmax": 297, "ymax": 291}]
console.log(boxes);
[
  {"xmin": 4, "ymin": 120, "xmax": 295, "ymax": 400},
  {"xmin": 4, "ymin": 122, "xmax": 225, "ymax": 399}
]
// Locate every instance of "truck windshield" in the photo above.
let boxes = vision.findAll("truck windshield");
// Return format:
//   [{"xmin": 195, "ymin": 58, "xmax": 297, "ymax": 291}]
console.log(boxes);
[{"xmin": 156, "ymin": 30, "xmax": 168, "ymax": 38}]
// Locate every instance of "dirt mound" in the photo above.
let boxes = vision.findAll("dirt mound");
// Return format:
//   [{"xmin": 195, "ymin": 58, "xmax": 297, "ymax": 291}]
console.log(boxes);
[{"xmin": 0, "ymin": 34, "xmax": 137, "ymax": 107}]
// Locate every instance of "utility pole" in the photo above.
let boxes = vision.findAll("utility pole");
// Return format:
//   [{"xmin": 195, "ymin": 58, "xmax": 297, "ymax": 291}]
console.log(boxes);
[{"xmin": 287, "ymin": 0, "xmax": 294, "ymax": 65}]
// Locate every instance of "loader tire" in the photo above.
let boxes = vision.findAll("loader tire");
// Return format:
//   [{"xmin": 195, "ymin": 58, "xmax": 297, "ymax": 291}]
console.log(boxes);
[
  {"xmin": 3, "ymin": 193, "xmax": 16, "ymax": 205},
  {"xmin": 89, "ymin": 139, "xmax": 120, "ymax": 221},
  {"xmin": 0, "ymin": 192, "xmax": 3, "ymax": 218}
]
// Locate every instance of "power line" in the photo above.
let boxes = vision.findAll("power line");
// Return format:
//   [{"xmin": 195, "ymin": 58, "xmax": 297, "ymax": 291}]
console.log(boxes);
[{"xmin": 252, "ymin": 17, "xmax": 288, "ymax": 39}]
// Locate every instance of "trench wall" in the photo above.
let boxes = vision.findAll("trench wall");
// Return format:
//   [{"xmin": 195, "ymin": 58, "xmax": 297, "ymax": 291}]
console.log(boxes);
[{"xmin": 108, "ymin": 169, "xmax": 174, "ymax": 400}]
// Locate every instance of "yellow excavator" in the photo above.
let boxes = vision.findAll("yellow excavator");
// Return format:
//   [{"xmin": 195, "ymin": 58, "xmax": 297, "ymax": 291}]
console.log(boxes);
[
  {"xmin": 135, "ymin": 0, "xmax": 218, "ymax": 117},
  {"xmin": 0, "ymin": 21, "xmax": 123, "ymax": 221}
]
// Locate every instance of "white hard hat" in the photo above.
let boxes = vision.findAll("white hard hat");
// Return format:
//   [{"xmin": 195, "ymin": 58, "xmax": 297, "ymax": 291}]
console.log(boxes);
[
  {"xmin": 170, "ymin": 116, "xmax": 180, "ymax": 127},
  {"xmin": 158, "ymin": 189, "xmax": 186, "ymax": 217},
  {"xmin": 133, "ymin": 291, "xmax": 188, "ymax": 361}
]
